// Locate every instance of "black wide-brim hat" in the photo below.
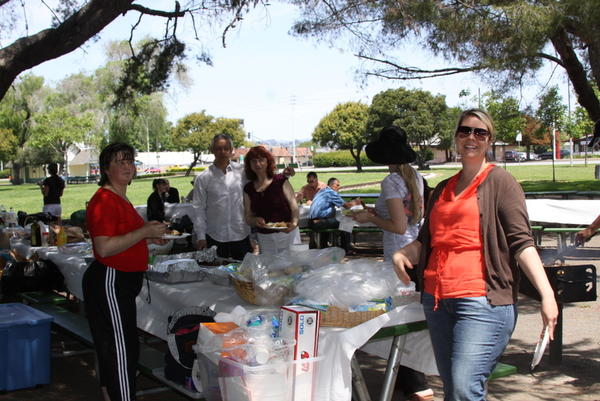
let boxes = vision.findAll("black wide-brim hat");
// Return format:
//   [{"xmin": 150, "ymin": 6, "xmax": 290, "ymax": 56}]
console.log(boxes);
[{"xmin": 365, "ymin": 126, "xmax": 417, "ymax": 165}]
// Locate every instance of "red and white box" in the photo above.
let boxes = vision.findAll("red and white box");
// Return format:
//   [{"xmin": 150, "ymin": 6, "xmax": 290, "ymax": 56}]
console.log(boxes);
[
  {"xmin": 280, "ymin": 306, "xmax": 321, "ymax": 401},
  {"xmin": 279, "ymin": 305, "xmax": 320, "ymax": 359}
]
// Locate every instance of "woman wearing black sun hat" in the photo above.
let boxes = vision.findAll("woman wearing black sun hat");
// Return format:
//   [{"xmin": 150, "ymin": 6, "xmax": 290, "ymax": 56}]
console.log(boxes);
[{"xmin": 352, "ymin": 126, "xmax": 433, "ymax": 401}]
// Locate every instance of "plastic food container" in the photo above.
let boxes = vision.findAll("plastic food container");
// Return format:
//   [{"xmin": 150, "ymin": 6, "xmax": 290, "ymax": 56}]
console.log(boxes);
[{"xmin": 0, "ymin": 303, "xmax": 53, "ymax": 391}]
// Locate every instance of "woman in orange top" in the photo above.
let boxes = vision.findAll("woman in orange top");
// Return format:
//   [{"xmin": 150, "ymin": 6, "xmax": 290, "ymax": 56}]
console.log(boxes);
[{"xmin": 392, "ymin": 109, "xmax": 558, "ymax": 401}]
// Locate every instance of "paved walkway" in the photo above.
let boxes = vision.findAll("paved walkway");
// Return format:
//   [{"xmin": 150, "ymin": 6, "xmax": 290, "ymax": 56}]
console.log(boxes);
[{"xmin": 357, "ymin": 234, "xmax": 600, "ymax": 401}]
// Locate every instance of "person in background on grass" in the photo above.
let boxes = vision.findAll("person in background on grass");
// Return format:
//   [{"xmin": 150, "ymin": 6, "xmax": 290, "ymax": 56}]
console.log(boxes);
[
  {"xmin": 295, "ymin": 171, "xmax": 326, "ymax": 205},
  {"xmin": 575, "ymin": 214, "xmax": 600, "ymax": 245},
  {"xmin": 308, "ymin": 177, "xmax": 362, "ymax": 249},
  {"xmin": 352, "ymin": 126, "xmax": 433, "ymax": 401},
  {"xmin": 243, "ymin": 146, "xmax": 300, "ymax": 254},
  {"xmin": 146, "ymin": 178, "xmax": 169, "ymax": 222},
  {"xmin": 164, "ymin": 179, "xmax": 180, "ymax": 203},
  {"xmin": 184, "ymin": 180, "xmax": 195, "ymax": 203},
  {"xmin": 392, "ymin": 109, "xmax": 558, "ymax": 401},
  {"xmin": 40, "ymin": 162, "xmax": 65, "ymax": 223},
  {"xmin": 83, "ymin": 142, "xmax": 167, "ymax": 401}
]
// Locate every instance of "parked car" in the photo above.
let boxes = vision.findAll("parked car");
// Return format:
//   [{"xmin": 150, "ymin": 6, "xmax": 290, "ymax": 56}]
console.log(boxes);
[
  {"xmin": 504, "ymin": 150, "xmax": 526, "ymax": 162},
  {"xmin": 538, "ymin": 149, "xmax": 571, "ymax": 160}
]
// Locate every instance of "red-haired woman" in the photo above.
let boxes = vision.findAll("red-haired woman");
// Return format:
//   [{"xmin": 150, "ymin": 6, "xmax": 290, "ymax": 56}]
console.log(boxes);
[{"xmin": 243, "ymin": 146, "xmax": 300, "ymax": 254}]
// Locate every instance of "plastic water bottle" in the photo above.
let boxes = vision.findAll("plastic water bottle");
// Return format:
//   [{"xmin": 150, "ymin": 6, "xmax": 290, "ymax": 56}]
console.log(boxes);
[
  {"xmin": 41, "ymin": 227, "xmax": 49, "ymax": 247},
  {"xmin": 7, "ymin": 207, "xmax": 16, "ymax": 227}
]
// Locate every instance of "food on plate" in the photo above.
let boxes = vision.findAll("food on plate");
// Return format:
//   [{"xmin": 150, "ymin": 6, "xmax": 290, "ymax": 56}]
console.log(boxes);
[
  {"xmin": 341, "ymin": 209, "xmax": 355, "ymax": 216},
  {"xmin": 265, "ymin": 222, "xmax": 288, "ymax": 228},
  {"xmin": 168, "ymin": 229, "xmax": 181, "ymax": 236}
]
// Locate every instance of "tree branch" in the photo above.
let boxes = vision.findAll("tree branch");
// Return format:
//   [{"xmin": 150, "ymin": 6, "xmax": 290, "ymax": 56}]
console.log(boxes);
[
  {"xmin": 356, "ymin": 53, "xmax": 484, "ymax": 79},
  {"xmin": 535, "ymin": 52, "xmax": 564, "ymax": 67},
  {"xmin": 128, "ymin": 4, "xmax": 185, "ymax": 18},
  {"xmin": 0, "ymin": 0, "xmax": 136, "ymax": 99},
  {"xmin": 551, "ymin": 27, "xmax": 600, "ymax": 121}
]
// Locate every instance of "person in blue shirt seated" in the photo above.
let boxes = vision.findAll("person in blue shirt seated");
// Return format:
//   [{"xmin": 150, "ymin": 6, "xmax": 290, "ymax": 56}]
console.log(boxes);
[{"xmin": 308, "ymin": 177, "xmax": 362, "ymax": 249}]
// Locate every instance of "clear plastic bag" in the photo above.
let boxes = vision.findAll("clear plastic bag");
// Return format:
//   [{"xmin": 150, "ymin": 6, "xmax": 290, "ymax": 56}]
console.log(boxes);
[
  {"xmin": 293, "ymin": 260, "xmax": 416, "ymax": 309},
  {"xmin": 235, "ymin": 248, "xmax": 347, "ymax": 306}
]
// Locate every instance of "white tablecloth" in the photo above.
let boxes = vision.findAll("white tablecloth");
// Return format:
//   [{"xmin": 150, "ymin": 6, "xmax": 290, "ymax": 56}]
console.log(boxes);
[
  {"xmin": 526, "ymin": 199, "xmax": 600, "ymax": 225},
  {"xmin": 36, "ymin": 248, "xmax": 437, "ymax": 401}
]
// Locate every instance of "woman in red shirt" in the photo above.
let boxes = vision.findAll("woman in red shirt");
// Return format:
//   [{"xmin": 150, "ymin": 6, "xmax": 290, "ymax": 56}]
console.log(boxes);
[
  {"xmin": 83, "ymin": 143, "xmax": 167, "ymax": 401},
  {"xmin": 392, "ymin": 110, "xmax": 558, "ymax": 401}
]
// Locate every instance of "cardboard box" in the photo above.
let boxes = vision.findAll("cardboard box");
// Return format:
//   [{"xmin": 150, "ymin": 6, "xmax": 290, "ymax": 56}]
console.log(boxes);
[
  {"xmin": 279, "ymin": 306, "xmax": 320, "ymax": 359},
  {"xmin": 279, "ymin": 306, "xmax": 320, "ymax": 401}
]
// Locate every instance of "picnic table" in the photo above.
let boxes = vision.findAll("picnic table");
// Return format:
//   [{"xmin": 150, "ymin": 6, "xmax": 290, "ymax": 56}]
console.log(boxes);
[{"xmin": 34, "ymin": 247, "xmax": 437, "ymax": 401}]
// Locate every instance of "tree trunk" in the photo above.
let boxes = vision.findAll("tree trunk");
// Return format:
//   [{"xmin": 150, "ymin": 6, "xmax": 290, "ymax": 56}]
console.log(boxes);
[
  {"xmin": 185, "ymin": 154, "xmax": 200, "ymax": 177},
  {"xmin": 551, "ymin": 28, "xmax": 600, "ymax": 122},
  {"xmin": 10, "ymin": 162, "xmax": 22, "ymax": 185},
  {"xmin": 350, "ymin": 148, "xmax": 362, "ymax": 172},
  {"xmin": 0, "ymin": 0, "xmax": 135, "ymax": 100}
]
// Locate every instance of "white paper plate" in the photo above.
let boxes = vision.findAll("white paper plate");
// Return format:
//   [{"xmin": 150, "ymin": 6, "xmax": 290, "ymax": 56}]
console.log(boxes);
[
  {"xmin": 264, "ymin": 224, "xmax": 288, "ymax": 230},
  {"xmin": 531, "ymin": 326, "xmax": 550, "ymax": 371},
  {"xmin": 162, "ymin": 232, "xmax": 191, "ymax": 239}
]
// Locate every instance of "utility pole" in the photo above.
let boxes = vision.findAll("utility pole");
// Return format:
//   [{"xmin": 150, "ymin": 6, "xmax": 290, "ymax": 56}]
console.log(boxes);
[
  {"xmin": 552, "ymin": 125, "xmax": 556, "ymax": 183},
  {"xmin": 146, "ymin": 119, "xmax": 150, "ymax": 153},
  {"xmin": 290, "ymin": 95, "xmax": 297, "ymax": 165}
]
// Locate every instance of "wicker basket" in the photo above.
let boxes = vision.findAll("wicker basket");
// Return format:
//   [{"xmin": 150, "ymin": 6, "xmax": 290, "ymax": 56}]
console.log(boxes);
[
  {"xmin": 231, "ymin": 275, "xmax": 256, "ymax": 304},
  {"xmin": 231, "ymin": 275, "xmax": 292, "ymax": 306},
  {"xmin": 320, "ymin": 306, "xmax": 386, "ymax": 328}
]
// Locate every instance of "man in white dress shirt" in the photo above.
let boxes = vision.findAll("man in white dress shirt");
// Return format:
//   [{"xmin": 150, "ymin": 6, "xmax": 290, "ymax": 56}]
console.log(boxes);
[{"xmin": 192, "ymin": 134, "xmax": 253, "ymax": 260}]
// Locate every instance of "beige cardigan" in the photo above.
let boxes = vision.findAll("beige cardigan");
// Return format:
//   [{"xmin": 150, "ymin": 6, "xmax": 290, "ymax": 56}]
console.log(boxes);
[{"xmin": 416, "ymin": 166, "xmax": 534, "ymax": 305}]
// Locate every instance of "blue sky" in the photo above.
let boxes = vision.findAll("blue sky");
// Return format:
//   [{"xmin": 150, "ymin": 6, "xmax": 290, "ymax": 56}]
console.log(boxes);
[{"xmin": 7, "ymin": 1, "xmax": 571, "ymax": 142}]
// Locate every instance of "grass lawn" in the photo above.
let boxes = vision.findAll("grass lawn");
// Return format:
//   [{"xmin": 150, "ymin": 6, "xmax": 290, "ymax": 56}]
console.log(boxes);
[
  {"xmin": 342, "ymin": 164, "xmax": 600, "ymax": 194},
  {"xmin": 1, "ymin": 163, "xmax": 598, "ymax": 220}
]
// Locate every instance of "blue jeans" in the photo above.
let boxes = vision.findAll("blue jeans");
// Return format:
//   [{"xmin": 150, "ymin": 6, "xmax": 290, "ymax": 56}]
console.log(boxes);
[{"xmin": 422, "ymin": 293, "xmax": 517, "ymax": 401}]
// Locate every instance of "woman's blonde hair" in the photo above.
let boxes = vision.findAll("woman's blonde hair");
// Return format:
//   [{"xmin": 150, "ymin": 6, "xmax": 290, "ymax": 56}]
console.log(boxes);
[{"xmin": 390, "ymin": 164, "xmax": 422, "ymax": 224}]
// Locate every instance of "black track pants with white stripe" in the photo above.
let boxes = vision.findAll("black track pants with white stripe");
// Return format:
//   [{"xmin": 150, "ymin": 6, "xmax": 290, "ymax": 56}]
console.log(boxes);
[{"xmin": 83, "ymin": 261, "xmax": 144, "ymax": 401}]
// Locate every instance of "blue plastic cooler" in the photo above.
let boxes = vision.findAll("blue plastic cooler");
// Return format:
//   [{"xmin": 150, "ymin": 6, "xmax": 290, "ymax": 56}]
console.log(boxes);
[{"xmin": 0, "ymin": 303, "xmax": 53, "ymax": 391}]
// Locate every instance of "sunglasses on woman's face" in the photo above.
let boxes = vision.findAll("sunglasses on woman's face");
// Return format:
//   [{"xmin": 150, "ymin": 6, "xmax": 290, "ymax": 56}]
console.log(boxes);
[{"xmin": 456, "ymin": 125, "xmax": 490, "ymax": 140}]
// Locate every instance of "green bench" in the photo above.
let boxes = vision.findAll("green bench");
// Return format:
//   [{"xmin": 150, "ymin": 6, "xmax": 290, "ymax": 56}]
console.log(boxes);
[
  {"xmin": 299, "ymin": 226, "xmax": 384, "ymax": 250},
  {"xmin": 20, "ymin": 290, "xmax": 69, "ymax": 306},
  {"xmin": 524, "ymin": 191, "xmax": 577, "ymax": 199},
  {"xmin": 18, "ymin": 291, "xmax": 194, "ymax": 398},
  {"xmin": 542, "ymin": 227, "xmax": 582, "ymax": 250}
]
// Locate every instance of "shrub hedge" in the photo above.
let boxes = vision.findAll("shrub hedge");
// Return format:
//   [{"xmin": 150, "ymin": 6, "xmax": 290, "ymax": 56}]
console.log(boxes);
[
  {"xmin": 134, "ymin": 172, "xmax": 177, "ymax": 179},
  {"xmin": 313, "ymin": 151, "xmax": 377, "ymax": 167},
  {"xmin": 167, "ymin": 166, "xmax": 206, "ymax": 173}
]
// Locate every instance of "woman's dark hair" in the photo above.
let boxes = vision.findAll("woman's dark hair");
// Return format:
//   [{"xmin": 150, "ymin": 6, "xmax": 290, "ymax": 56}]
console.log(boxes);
[
  {"xmin": 244, "ymin": 146, "xmax": 276, "ymax": 181},
  {"xmin": 152, "ymin": 178, "xmax": 168, "ymax": 191},
  {"xmin": 98, "ymin": 142, "xmax": 135, "ymax": 187},
  {"xmin": 47, "ymin": 162, "xmax": 59, "ymax": 175}
]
